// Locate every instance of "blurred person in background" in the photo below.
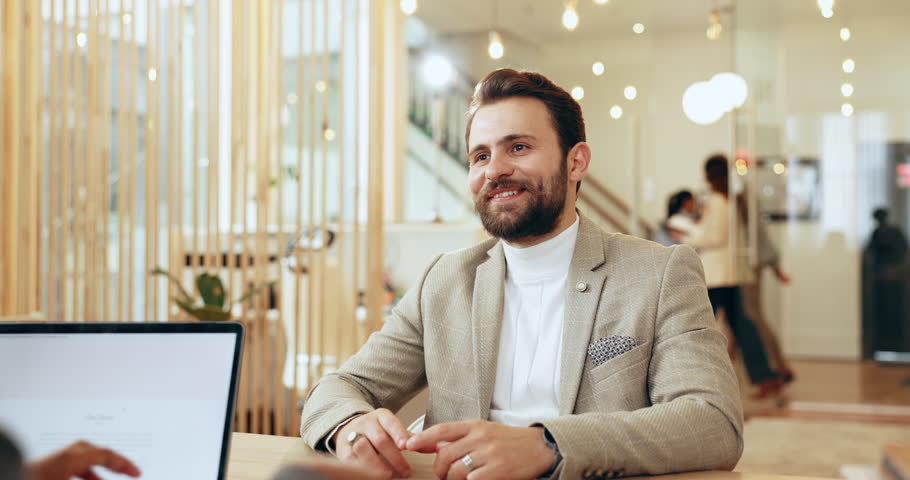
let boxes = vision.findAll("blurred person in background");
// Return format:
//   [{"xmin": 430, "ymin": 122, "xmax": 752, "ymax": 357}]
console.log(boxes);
[
  {"xmin": 653, "ymin": 190, "xmax": 697, "ymax": 247},
  {"xmin": 677, "ymin": 154, "xmax": 784, "ymax": 400}
]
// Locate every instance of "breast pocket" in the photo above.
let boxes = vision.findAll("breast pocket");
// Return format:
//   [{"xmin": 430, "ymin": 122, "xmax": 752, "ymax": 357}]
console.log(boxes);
[{"xmin": 588, "ymin": 341, "xmax": 651, "ymax": 386}]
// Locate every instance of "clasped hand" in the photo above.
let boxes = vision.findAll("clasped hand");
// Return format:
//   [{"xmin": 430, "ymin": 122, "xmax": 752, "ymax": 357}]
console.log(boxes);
[{"xmin": 333, "ymin": 409, "xmax": 555, "ymax": 480}]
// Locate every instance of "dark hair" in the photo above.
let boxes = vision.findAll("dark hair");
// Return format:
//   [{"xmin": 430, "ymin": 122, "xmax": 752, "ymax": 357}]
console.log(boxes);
[
  {"xmin": 873, "ymin": 207, "xmax": 889, "ymax": 223},
  {"xmin": 0, "ymin": 430, "xmax": 24, "ymax": 480},
  {"xmin": 465, "ymin": 68, "xmax": 586, "ymax": 191},
  {"xmin": 704, "ymin": 154, "xmax": 729, "ymax": 195},
  {"xmin": 667, "ymin": 190, "xmax": 694, "ymax": 219}
]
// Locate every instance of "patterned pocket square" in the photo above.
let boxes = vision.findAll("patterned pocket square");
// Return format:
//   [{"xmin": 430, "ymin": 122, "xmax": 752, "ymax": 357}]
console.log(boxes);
[{"xmin": 588, "ymin": 335, "xmax": 638, "ymax": 367}]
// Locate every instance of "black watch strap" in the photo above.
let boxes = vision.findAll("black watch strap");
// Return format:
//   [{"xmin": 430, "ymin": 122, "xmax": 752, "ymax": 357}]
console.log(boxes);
[{"xmin": 541, "ymin": 427, "xmax": 562, "ymax": 478}]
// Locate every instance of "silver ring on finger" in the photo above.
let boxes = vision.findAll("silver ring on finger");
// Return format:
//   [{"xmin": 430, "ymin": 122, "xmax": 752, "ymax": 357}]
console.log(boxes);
[
  {"xmin": 461, "ymin": 453, "xmax": 478, "ymax": 471},
  {"xmin": 346, "ymin": 431, "xmax": 366, "ymax": 447}
]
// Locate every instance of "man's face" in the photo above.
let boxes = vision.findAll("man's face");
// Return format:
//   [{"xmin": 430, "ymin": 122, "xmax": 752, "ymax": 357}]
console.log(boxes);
[{"xmin": 466, "ymin": 97, "xmax": 570, "ymax": 242}]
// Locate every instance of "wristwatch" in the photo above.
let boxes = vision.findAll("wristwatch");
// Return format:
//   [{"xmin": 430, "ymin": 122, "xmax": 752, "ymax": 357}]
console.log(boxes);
[{"xmin": 541, "ymin": 427, "xmax": 563, "ymax": 478}]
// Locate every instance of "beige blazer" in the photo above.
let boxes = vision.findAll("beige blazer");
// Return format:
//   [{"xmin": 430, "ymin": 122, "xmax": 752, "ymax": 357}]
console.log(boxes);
[{"xmin": 300, "ymin": 215, "xmax": 744, "ymax": 480}]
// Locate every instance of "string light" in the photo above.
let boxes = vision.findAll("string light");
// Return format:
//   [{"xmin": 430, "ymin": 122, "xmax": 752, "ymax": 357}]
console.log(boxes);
[
  {"xmin": 571, "ymin": 86, "xmax": 585, "ymax": 100},
  {"xmin": 562, "ymin": 2, "xmax": 579, "ymax": 31},
  {"xmin": 840, "ymin": 27, "xmax": 851, "ymax": 41},
  {"xmin": 841, "ymin": 103, "xmax": 853, "ymax": 117},
  {"xmin": 592, "ymin": 62, "xmax": 605, "ymax": 76},
  {"xmin": 400, "ymin": 0, "xmax": 417, "ymax": 15},
  {"xmin": 488, "ymin": 31, "xmax": 504, "ymax": 59},
  {"xmin": 841, "ymin": 82, "xmax": 853, "ymax": 97},
  {"xmin": 633, "ymin": 23, "xmax": 645, "ymax": 34},
  {"xmin": 842, "ymin": 58, "xmax": 855, "ymax": 73},
  {"xmin": 610, "ymin": 105, "xmax": 623, "ymax": 119},
  {"xmin": 624, "ymin": 86, "xmax": 637, "ymax": 100}
]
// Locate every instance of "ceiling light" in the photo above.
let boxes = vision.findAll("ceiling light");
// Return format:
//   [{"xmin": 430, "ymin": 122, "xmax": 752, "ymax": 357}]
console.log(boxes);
[
  {"xmin": 821, "ymin": 8, "xmax": 834, "ymax": 18},
  {"xmin": 842, "ymin": 58, "xmax": 855, "ymax": 73},
  {"xmin": 610, "ymin": 105, "xmax": 623, "ymax": 119},
  {"xmin": 682, "ymin": 81, "xmax": 725, "ymax": 125},
  {"xmin": 400, "ymin": 0, "xmax": 417, "ymax": 15},
  {"xmin": 421, "ymin": 54, "xmax": 454, "ymax": 90},
  {"xmin": 562, "ymin": 5, "xmax": 579, "ymax": 31},
  {"xmin": 571, "ymin": 86, "xmax": 585, "ymax": 100},
  {"xmin": 706, "ymin": 23, "xmax": 723, "ymax": 40},
  {"xmin": 148, "ymin": 68, "xmax": 157, "ymax": 82},
  {"xmin": 592, "ymin": 61, "xmax": 605, "ymax": 76},
  {"xmin": 487, "ymin": 31, "xmax": 504, "ymax": 59},
  {"xmin": 624, "ymin": 86, "xmax": 637, "ymax": 100},
  {"xmin": 594, "ymin": 0, "xmax": 608, "ymax": 4},
  {"xmin": 773, "ymin": 163, "xmax": 786, "ymax": 175},
  {"xmin": 633, "ymin": 23, "xmax": 645, "ymax": 34},
  {"xmin": 841, "ymin": 82, "xmax": 853, "ymax": 97},
  {"xmin": 76, "ymin": 32, "xmax": 87, "ymax": 48},
  {"xmin": 710, "ymin": 72, "xmax": 748, "ymax": 110},
  {"xmin": 817, "ymin": 0, "xmax": 834, "ymax": 11},
  {"xmin": 841, "ymin": 103, "xmax": 853, "ymax": 117},
  {"xmin": 840, "ymin": 27, "xmax": 851, "ymax": 41}
]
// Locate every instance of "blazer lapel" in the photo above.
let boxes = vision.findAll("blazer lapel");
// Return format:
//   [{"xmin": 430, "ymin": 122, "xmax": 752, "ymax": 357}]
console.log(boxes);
[
  {"xmin": 559, "ymin": 215, "xmax": 608, "ymax": 414},
  {"xmin": 471, "ymin": 241, "xmax": 506, "ymax": 420}
]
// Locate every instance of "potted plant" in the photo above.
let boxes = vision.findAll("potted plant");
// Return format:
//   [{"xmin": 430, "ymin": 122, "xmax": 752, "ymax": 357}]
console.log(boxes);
[{"xmin": 150, "ymin": 266, "xmax": 274, "ymax": 321}]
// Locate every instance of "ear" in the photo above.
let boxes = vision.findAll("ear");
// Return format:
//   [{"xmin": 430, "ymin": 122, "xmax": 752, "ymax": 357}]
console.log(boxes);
[{"xmin": 567, "ymin": 142, "xmax": 591, "ymax": 184}]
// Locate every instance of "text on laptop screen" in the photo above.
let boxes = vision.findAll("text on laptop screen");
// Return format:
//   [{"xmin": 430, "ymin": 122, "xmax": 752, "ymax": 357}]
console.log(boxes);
[{"xmin": 0, "ymin": 332, "xmax": 237, "ymax": 479}]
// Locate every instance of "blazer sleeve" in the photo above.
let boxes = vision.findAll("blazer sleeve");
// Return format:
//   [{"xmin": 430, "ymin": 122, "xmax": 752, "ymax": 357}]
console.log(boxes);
[
  {"xmin": 537, "ymin": 245, "xmax": 744, "ymax": 479},
  {"xmin": 298, "ymin": 254, "xmax": 442, "ymax": 448}
]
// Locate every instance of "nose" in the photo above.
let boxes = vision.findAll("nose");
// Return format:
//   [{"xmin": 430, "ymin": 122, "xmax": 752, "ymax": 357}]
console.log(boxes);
[{"xmin": 484, "ymin": 153, "xmax": 514, "ymax": 182}]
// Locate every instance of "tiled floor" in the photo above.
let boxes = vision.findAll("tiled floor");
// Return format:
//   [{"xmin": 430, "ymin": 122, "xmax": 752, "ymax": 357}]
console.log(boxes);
[{"xmin": 737, "ymin": 359, "xmax": 910, "ymax": 478}]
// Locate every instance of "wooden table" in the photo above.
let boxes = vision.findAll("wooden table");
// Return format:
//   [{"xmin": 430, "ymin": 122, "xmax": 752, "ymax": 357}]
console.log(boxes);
[{"xmin": 226, "ymin": 432, "xmax": 832, "ymax": 480}]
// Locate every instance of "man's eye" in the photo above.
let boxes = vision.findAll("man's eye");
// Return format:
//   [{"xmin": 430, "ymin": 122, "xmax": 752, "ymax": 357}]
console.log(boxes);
[
  {"xmin": 513, "ymin": 144, "xmax": 527, "ymax": 152},
  {"xmin": 475, "ymin": 153, "xmax": 490, "ymax": 163}
]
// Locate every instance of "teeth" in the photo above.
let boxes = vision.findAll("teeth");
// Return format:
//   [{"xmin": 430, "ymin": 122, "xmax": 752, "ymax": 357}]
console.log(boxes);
[{"xmin": 493, "ymin": 190, "xmax": 520, "ymax": 199}]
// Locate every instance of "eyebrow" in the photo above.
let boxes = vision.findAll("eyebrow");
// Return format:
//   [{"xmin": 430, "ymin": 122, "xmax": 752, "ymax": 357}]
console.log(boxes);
[{"xmin": 467, "ymin": 134, "xmax": 538, "ymax": 158}]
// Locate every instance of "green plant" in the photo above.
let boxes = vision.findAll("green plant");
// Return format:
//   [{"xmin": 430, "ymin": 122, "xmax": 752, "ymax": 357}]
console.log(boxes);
[{"xmin": 150, "ymin": 266, "xmax": 275, "ymax": 321}]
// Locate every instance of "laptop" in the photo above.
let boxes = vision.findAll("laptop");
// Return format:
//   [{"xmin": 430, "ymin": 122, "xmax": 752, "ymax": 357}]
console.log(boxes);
[{"xmin": 0, "ymin": 322, "xmax": 244, "ymax": 479}]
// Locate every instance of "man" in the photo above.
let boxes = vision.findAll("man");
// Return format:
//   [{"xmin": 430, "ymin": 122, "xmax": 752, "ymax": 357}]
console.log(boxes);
[{"xmin": 300, "ymin": 69, "xmax": 743, "ymax": 480}]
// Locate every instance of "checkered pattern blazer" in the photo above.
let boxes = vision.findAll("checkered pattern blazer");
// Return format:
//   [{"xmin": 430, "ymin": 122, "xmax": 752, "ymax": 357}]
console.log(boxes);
[{"xmin": 300, "ymin": 214, "xmax": 743, "ymax": 479}]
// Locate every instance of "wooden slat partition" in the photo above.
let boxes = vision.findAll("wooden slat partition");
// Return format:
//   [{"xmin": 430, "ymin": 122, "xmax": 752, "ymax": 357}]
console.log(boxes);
[{"xmin": 1, "ymin": 0, "xmax": 385, "ymax": 437}]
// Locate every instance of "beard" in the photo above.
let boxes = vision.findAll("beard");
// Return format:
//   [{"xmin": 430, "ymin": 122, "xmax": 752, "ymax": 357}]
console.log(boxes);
[{"xmin": 474, "ymin": 161, "xmax": 568, "ymax": 242}]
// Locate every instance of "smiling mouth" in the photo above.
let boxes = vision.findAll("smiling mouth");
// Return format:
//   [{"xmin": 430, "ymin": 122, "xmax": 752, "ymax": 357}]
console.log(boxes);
[{"xmin": 488, "ymin": 188, "xmax": 525, "ymax": 201}]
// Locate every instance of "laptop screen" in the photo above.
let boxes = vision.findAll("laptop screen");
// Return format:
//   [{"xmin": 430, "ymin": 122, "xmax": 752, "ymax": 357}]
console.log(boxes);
[{"xmin": 0, "ymin": 323, "xmax": 243, "ymax": 480}]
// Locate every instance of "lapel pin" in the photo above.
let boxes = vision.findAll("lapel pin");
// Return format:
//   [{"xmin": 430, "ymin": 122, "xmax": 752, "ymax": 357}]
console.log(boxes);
[{"xmin": 576, "ymin": 282, "xmax": 588, "ymax": 292}]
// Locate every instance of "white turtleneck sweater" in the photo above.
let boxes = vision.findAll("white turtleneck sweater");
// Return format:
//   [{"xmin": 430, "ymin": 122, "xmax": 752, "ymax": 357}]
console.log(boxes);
[{"xmin": 489, "ymin": 214, "xmax": 579, "ymax": 427}]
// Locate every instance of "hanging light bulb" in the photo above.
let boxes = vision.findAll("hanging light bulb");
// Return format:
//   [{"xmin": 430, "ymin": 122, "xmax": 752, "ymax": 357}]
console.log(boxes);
[
  {"xmin": 624, "ymin": 86, "xmax": 637, "ymax": 100},
  {"xmin": 610, "ymin": 105, "xmax": 623, "ymax": 119},
  {"xmin": 488, "ymin": 31, "xmax": 504, "ymax": 59},
  {"xmin": 594, "ymin": 0, "xmax": 609, "ymax": 4},
  {"xmin": 840, "ymin": 27, "xmax": 851, "ymax": 41},
  {"xmin": 841, "ymin": 103, "xmax": 853, "ymax": 117},
  {"xmin": 817, "ymin": 0, "xmax": 834, "ymax": 11},
  {"xmin": 592, "ymin": 61, "xmax": 605, "ymax": 76},
  {"xmin": 821, "ymin": 8, "xmax": 834, "ymax": 18},
  {"xmin": 842, "ymin": 58, "xmax": 855, "ymax": 73},
  {"xmin": 562, "ymin": 3, "xmax": 579, "ymax": 31},
  {"xmin": 632, "ymin": 23, "xmax": 645, "ymax": 34},
  {"xmin": 400, "ymin": 0, "xmax": 417, "ymax": 15},
  {"xmin": 841, "ymin": 82, "xmax": 853, "ymax": 97},
  {"xmin": 571, "ymin": 86, "xmax": 585, "ymax": 100},
  {"xmin": 706, "ymin": 9, "xmax": 722, "ymax": 40}
]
